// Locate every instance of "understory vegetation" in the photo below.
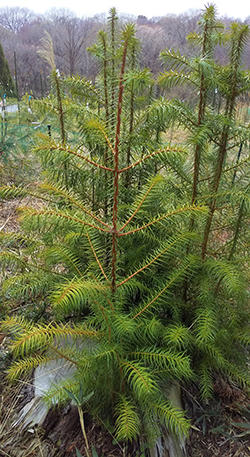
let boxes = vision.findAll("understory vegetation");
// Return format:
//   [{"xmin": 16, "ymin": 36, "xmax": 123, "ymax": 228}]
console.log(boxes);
[{"xmin": 1, "ymin": 5, "xmax": 250, "ymax": 453}]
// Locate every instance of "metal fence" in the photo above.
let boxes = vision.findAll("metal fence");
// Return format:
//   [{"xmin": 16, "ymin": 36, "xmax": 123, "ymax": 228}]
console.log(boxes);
[{"xmin": 0, "ymin": 122, "xmax": 81, "ymax": 186}]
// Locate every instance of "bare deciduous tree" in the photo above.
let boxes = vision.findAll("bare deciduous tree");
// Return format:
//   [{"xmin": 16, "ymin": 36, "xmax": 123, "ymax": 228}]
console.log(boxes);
[{"xmin": 0, "ymin": 7, "xmax": 36, "ymax": 33}]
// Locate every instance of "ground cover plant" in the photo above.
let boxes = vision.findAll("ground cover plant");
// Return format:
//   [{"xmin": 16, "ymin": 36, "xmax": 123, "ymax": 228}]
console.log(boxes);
[{"xmin": 1, "ymin": 6, "xmax": 250, "ymax": 453}]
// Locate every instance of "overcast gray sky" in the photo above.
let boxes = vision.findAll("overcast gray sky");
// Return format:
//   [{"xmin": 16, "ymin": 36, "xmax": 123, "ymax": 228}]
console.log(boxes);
[{"xmin": 2, "ymin": 0, "xmax": 250, "ymax": 21}]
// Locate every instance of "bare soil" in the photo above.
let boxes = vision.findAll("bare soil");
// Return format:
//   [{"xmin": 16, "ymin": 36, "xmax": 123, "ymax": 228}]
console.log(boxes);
[
  {"xmin": 0, "ymin": 196, "xmax": 44, "ymax": 233},
  {"xmin": 184, "ymin": 380, "xmax": 250, "ymax": 457}
]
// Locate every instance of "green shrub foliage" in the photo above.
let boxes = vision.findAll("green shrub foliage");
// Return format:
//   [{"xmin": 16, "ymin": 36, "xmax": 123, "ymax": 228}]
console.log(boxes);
[
  {"xmin": 1, "ymin": 6, "xmax": 250, "ymax": 443},
  {"xmin": 0, "ymin": 42, "xmax": 15, "ymax": 97}
]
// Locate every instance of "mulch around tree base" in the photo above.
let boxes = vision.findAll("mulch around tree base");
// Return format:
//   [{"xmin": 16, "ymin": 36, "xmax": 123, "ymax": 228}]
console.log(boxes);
[{"xmin": 186, "ymin": 429, "xmax": 250, "ymax": 457}]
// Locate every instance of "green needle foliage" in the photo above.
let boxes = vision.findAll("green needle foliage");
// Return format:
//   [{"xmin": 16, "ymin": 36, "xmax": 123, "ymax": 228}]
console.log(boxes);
[
  {"xmin": 1, "ymin": 5, "xmax": 250, "ymax": 446},
  {"xmin": 158, "ymin": 5, "xmax": 250, "ymax": 397},
  {"xmin": 0, "ymin": 41, "xmax": 15, "ymax": 98}
]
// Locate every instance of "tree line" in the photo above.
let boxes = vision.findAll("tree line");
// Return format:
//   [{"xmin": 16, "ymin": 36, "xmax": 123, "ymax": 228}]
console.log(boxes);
[{"xmin": 1, "ymin": 5, "xmax": 250, "ymax": 99}]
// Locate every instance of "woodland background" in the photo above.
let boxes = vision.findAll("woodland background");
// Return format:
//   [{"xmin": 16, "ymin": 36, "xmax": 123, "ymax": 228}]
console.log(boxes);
[{"xmin": 1, "ymin": 6, "xmax": 250, "ymax": 99}]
